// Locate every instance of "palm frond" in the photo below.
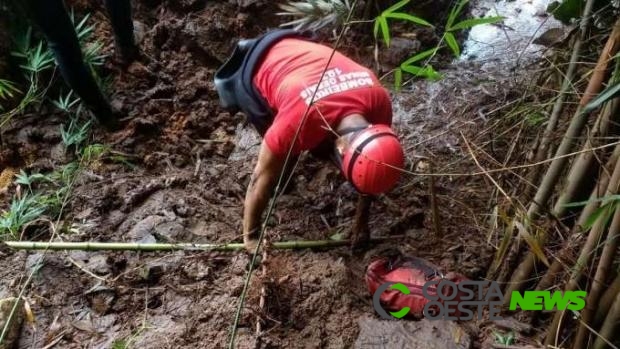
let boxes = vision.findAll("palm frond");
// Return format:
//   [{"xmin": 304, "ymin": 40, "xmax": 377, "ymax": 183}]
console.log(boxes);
[{"xmin": 277, "ymin": 0, "xmax": 351, "ymax": 31}]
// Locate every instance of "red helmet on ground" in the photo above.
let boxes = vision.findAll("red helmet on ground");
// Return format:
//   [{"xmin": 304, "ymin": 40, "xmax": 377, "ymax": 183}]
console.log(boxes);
[{"xmin": 341, "ymin": 125, "xmax": 404, "ymax": 195}]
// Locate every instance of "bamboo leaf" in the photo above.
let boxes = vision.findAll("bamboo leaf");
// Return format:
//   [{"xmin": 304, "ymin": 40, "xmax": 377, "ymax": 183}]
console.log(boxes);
[
  {"xmin": 379, "ymin": 16, "xmax": 390, "ymax": 46},
  {"xmin": 563, "ymin": 194, "xmax": 620, "ymax": 208},
  {"xmin": 446, "ymin": 0, "xmax": 469, "ymax": 28},
  {"xmin": 514, "ymin": 221, "xmax": 550, "ymax": 267},
  {"xmin": 0, "ymin": 79, "xmax": 21, "ymax": 100},
  {"xmin": 384, "ymin": 12, "xmax": 433, "ymax": 27},
  {"xmin": 384, "ymin": 0, "xmax": 411, "ymax": 14},
  {"xmin": 444, "ymin": 32, "xmax": 460, "ymax": 57},
  {"xmin": 401, "ymin": 64, "xmax": 442, "ymax": 80},
  {"xmin": 490, "ymin": 213, "xmax": 514, "ymax": 273},
  {"xmin": 400, "ymin": 47, "xmax": 439, "ymax": 66},
  {"xmin": 448, "ymin": 16, "xmax": 504, "ymax": 31},
  {"xmin": 582, "ymin": 204, "xmax": 614, "ymax": 231},
  {"xmin": 583, "ymin": 81, "xmax": 620, "ymax": 113},
  {"xmin": 394, "ymin": 68, "xmax": 403, "ymax": 92}
]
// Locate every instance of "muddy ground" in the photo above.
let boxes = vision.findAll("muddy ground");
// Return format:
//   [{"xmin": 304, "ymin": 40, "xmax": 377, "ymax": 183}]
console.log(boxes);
[{"xmin": 0, "ymin": 0, "xmax": 541, "ymax": 348}]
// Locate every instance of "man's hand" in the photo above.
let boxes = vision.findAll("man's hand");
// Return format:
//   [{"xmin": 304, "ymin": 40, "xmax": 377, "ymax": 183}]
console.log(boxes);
[
  {"xmin": 243, "ymin": 141, "xmax": 285, "ymax": 253},
  {"xmin": 243, "ymin": 230, "xmax": 259, "ymax": 253},
  {"xmin": 350, "ymin": 194, "xmax": 373, "ymax": 251}
]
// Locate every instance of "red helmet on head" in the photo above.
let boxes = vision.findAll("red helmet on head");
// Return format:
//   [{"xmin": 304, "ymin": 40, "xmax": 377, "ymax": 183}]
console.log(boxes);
[{"xmin": 341, "ymin": 125, "xmax": 404, "ymax": 195}]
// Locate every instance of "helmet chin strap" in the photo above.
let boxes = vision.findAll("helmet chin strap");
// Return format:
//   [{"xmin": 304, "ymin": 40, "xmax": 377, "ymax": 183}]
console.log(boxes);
[{"xmin": 337, "ymin": 125, "xmax": 370, "ymax": 136}]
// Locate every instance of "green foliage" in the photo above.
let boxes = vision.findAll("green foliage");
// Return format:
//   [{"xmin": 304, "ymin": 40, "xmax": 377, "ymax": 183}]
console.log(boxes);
[
  {"xmin": 51, "ymin": 162, "xmax": 80, "ymax": 186},
  {"xmin": 2, "ymin": 10, "xmax": 106, "ymax": 127},
  {"xmin": 0, "ymin": 80, "xmax": 21, "ymax": 101},
  {"xmin": 18, "ymin": 42, "xmax": 55, "ymax": 73},
  {"xmin": 0, "ymin": 194, "xmax": 47, "ymax": 238},
  {"xmin": 374, "ymin": 0, "xmax": 503, "ymax": 88},
  {"xmin": 373, "ymin": 0, "xmax": 432, "ymax": 48},
  {"xmin": 0, "ymin": 11, "xmax": 107, "ymax": 239},
  {"xmin": 442, "ymin": 0, "xmax": 503, "ymax": 58},
  {"xmin": 394, "ymin": 67, "xmax": 403, "ymax": 92},
  {"xmin": 14, "ymin": 170, "xmax": 53, "ymax": 192},
  {"xmin": 493, "ymin": 331, "xmax": 515, "ymax": 345},
  {"xmin": 583, "ymin": 81, "xmax": 620, "ymax": 113},
  {"xmin": 112, "ymin": 340, "xmax": 128, "ymax": 349},
  {"xmin": 83, "ymin": 41, "xmax": 107, "ymax": 67},
  {"xmin": 81, "ymin": 143, "xmax": 109, "ymax": 163},
  {"xmin": 60, "ymin": 118, "xmax": 91, "ymax": 149},
  {"xmin": 52, "ymin": 90, "xmax": 81, "ymax": 113},
  {"xmin": 564, "ymin": 195, "xmax": 620, "ymax": 230},
  {"xmin": 395, "ymin": 47, "xmax": 442, "ymax": 82},
  {"xmin": 70, "ymin": 11, "xmax": 95, "ymax": 42},
  {"xmin": 547, "ymin": 0, "xmax": 610, "ymax": 24},
  {"xmin": 547, "ymin": 0, "xmax": 582, "ymax": 24},
  {"xmin": 0, "ymin": 79, "xmax": 21, "ymax": 111},
  {"xmin": 2, "ymin": 27, "xmax": 53, "ymax": 126}
]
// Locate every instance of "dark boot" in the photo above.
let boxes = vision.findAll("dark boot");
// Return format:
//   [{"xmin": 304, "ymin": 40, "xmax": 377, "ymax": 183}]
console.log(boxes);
[
  {"xmin": 25, "ymin": 0, "xmax": 119, "ymax": 129},
  {"xmin": 104, "ymin": 0, "xmax": 140, "ymax": 65}
]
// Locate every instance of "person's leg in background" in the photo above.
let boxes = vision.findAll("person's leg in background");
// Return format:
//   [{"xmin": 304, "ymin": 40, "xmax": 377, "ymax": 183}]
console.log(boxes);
[
  {"xmin": 104, "ymin": 0, "xmax": 140, "ymax": 65},
  {"xmin": 24, "ymin": 0, "xmax": 118, "ymax": 129}
]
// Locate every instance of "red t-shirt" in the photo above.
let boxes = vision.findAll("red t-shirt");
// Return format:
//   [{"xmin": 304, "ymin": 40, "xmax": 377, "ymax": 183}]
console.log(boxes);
[{"xmin": 253, "ymin": 38, "xmax": 392, "ymax": 157}]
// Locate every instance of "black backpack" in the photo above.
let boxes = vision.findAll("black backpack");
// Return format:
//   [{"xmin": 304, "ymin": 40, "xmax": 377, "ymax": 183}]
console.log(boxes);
[{"xmin": 214, "ymin": 29, "xmax": 315, "ymax": 135}]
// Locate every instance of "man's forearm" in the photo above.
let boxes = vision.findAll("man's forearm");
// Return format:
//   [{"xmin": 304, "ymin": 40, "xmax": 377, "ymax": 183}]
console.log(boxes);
[{"xmin": 243, "ymin": 173, "xmax": 275, "ymax": 237}]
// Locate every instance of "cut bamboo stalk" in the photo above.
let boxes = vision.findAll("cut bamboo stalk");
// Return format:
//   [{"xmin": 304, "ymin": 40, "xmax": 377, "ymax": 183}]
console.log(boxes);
[
  {"xmin": 2, "ymin": 236, "xmax": 403, "ymax": 252},
  {"xmin": 592, "ymin": 290, "xmax": 620, "ymax": 349},
  {"xmin": 535, "ymin": 143, "xmax": 620, "ymax": 291},
  {"xmin": 505, "ymin": 16, "xmax": 620, "ymax": 300},
  {"xmin": 545, "ymin": 158, "xmax": 620, "ymax": 346},
  {"xmin": 429, "ymin": 161, "xmax": 442, "ymax": 238},
  {"xmin": 573, "ymin": 203, "xmax": 620, "ymax": 348}
]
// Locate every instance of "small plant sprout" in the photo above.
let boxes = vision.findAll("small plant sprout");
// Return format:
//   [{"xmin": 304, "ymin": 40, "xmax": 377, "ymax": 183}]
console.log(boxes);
[
  {"xmin": 60, "ymin": 118, "xmax": 91, "ymax": 149},
  {"xmin": 14, "ymin": 170, "xmax": 53, "ymax": 193},
  {"xmin": 0, "ymin": 79, "xmax": 21, "ymax": 110},
  {"xmin": 0, "ymin": 194, "xmax": 47, "ymax": 239},
  {"xmin": 493, "ymin": 330, "xmax": 515, "ymax": 346},
  {"xmin": 52, "ymin": 90, "xmax": 81, "ymax": 113},
  {"xmin": 81, "ymin": 144, "xmax": 109, "ymax": 163},
  {"xmin": 83, "ymin": 40, "xmax": 107, "ymax": 68},
  {"xmin": 19, "ymin": 41, "xmax": 55, "ymax": 74},
  {"xmin": 70, "ymin": 11, "xmax": 95, "ymax": 42}
]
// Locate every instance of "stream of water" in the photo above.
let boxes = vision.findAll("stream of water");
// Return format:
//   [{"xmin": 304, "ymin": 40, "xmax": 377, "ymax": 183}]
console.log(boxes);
[{"xmin": 462, "ymin": 0, "xmax": 564, "ymax": 65}]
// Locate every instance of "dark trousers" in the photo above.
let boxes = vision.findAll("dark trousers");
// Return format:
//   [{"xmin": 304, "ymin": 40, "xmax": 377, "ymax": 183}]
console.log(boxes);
[{"xmin": 24, "ymin": 0, "xmax": 136, "ymax": 127}]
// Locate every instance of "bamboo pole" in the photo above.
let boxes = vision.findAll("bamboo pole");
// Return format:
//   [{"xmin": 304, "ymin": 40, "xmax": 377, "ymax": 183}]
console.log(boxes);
[
  {"xmin": 554, "ymin": 96, "xmax": 620, "ymax": 216},
  {"xmin": 535, "ymin": 143, "xmax": 620, "ymax": 292},
  {"xmin": 573, "ymin": 204, "xmax": 620, "ymax": 348},
  {"xmin": 505, "ymin": 16, "xmax": 620, "ymax": 300},
  {"xmin": 524, "ymin": 20, "xmax": 585, "ymax": 201},
  {"xmin": 594, "ymin": 273, "xmax": 620, "ymax": 327},
  {"xmin": 2, "ymin": 236, "xmax": 403, "ymax": 252},
  {"xmin": 545, "ymin": 158, "xmax": 620, "ymax": 346},
  {"xmin": 592, "ymin": 290, "xmax": 620, "ymax": 349}
]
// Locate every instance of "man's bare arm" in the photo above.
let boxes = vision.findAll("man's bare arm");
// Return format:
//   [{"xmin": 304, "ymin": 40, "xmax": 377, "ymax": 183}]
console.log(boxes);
[{"xmin": 243, "ymin": 140, "xmax": 285, "ymax": 251}]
